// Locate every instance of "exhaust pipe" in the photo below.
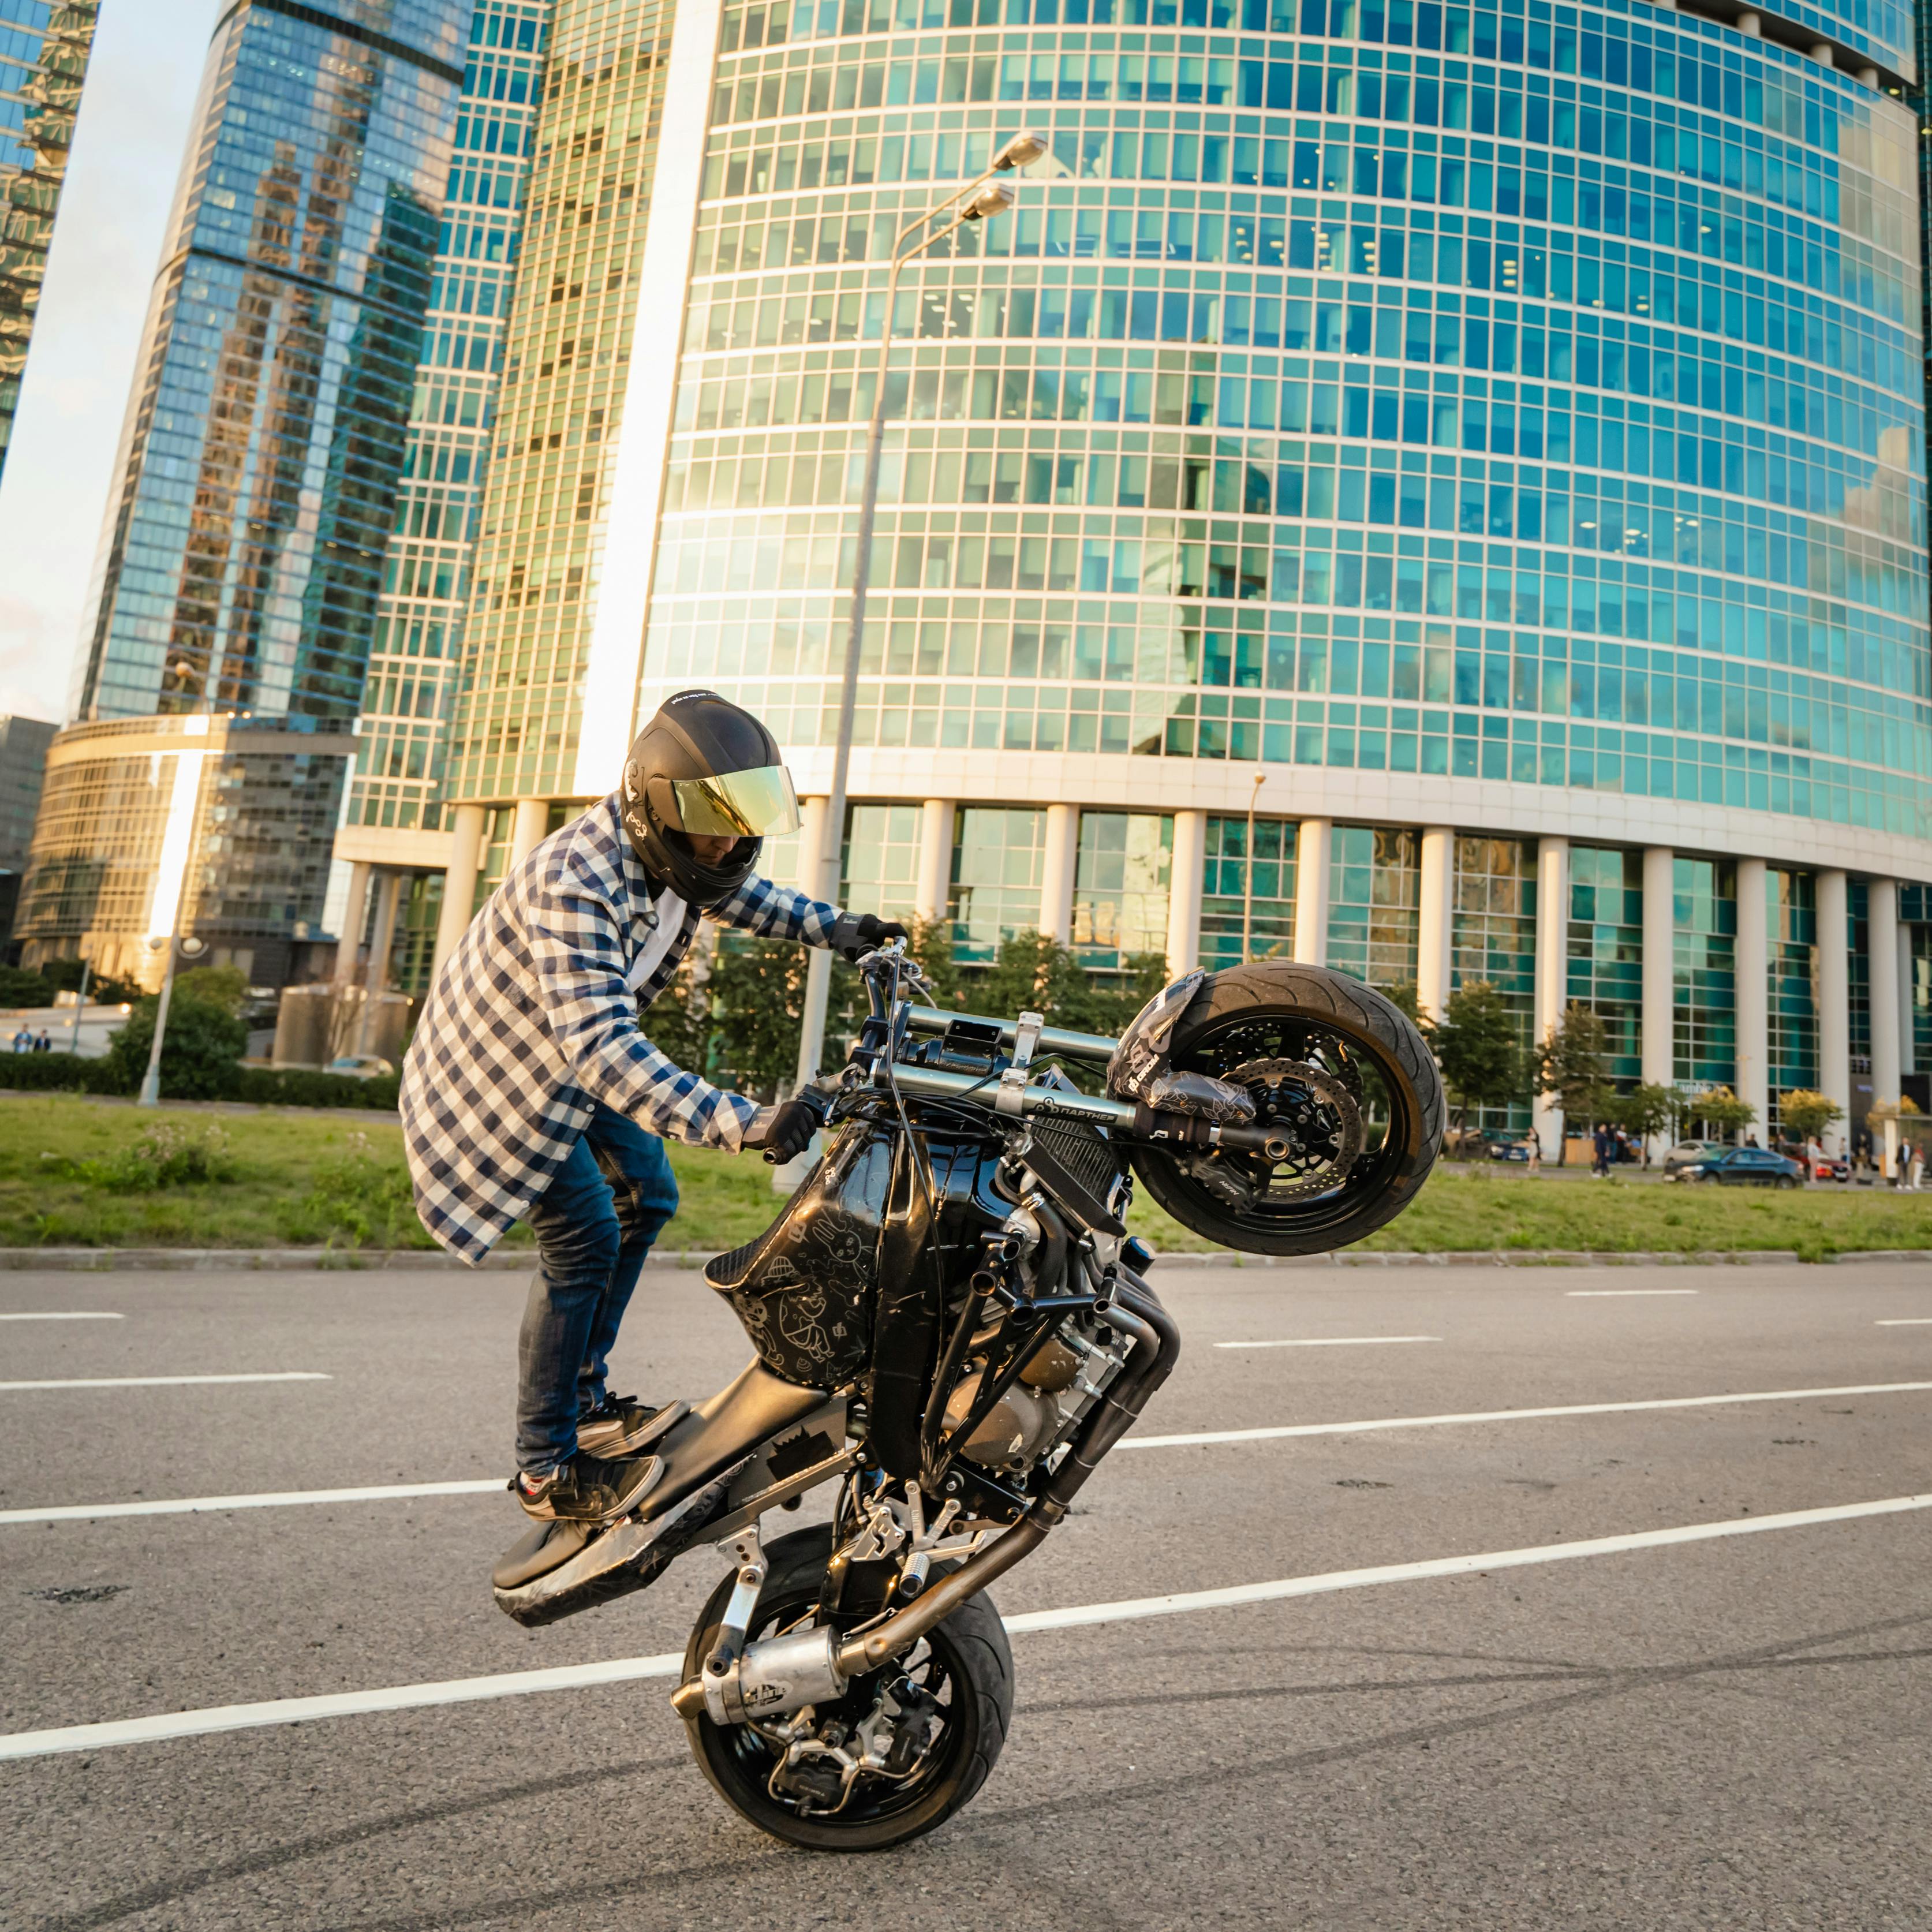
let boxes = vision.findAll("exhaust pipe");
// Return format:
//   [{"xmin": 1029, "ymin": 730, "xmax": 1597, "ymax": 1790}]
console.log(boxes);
[{"xmin": 671, "ymin": 1275, "xmax": 1180, "ymax": 1724}]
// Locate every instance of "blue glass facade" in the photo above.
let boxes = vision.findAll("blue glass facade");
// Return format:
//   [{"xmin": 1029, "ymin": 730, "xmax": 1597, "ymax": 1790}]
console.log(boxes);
[
  {"xmin": 0, "ymin": 0, "xmax": 95, "ymax": 481},
  {"xmin": 637, "ymin": 0, "xmax": 1929, "ymax": 841},
  {"xmin": 76, "ymin": 0, "xmax": 466, "ymax": 726},
  {"xmin": 20, "ymin": 2, "xmax": 466, "ymax": 986},
  {"xmin": 350, "ymin": 0, "xmax": 548, "ymax": 841}
]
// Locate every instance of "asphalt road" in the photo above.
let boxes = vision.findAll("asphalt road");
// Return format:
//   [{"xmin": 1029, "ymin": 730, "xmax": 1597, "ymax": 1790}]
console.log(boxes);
[{"xmin": 3, "ymin": 1258, "xmax": 1930, "ymax": 1931}]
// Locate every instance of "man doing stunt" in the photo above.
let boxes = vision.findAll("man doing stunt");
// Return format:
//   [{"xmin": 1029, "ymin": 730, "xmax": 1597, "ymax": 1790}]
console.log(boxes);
[{"xmin": 401, "ymin": 692, "xmax": 905, "ymax": 1527}]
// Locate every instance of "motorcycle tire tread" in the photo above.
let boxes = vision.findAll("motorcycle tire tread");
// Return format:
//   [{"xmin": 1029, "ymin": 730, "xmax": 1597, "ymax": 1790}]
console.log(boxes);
[
  {"xmin": 681, "ymin": 1524, "xmax": 1015, "ymax": 1852},
  {"xmin": 1128, "ymin": 961, "xmax": 1446, "ymax": 1256}
]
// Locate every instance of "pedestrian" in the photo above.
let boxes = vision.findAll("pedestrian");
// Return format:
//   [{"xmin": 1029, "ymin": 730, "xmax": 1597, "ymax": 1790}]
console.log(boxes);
[
  {"xmin": 1911, "ymin": 1142, "xmax": 1926, "ymax": 1191},
  {"xmin": 402, "ymin": 691, "xmax": 911, "ymax": 1529},
  {"xmin": 35, "ymin": 1029, "xmax": 50, "ymax": 1053},
  {"xmin": 1592, "ymin": 1122, "xmax": 1613, "ymax": 1178},
  {"xmin": 1525, "ymin": 1132, "xmax": 1541, "ymax": 1175},
  {"xmin": 1746, "ymin": 1133, "xmax": 1760, "ymax": 1149},
  {"xmin": 9, "ymin": 1027, "xmax": 25, "ymax": 1054}
]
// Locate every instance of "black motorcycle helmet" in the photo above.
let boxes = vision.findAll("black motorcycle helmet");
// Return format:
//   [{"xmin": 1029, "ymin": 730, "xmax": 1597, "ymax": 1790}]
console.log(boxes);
[{"xmin": 618, "ymin": 690, "xmax": 802, "ymax": 909}]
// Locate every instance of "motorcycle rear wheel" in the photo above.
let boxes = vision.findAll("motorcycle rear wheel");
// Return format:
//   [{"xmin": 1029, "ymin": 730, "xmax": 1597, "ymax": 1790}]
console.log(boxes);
[
  {"xmin": 1127, "ymin": 961, "xmax": 1444, "ymax": 1255},
  {"xmin": 681, "ymin": 1525, "xmax": 1014, "ymax": 1851}
]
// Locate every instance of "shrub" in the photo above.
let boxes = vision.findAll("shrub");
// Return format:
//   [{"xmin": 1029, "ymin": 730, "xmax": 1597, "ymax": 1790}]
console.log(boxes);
[
  {"xmin": 104, "ymin": 996, "xmax": 248, "ymax": 1100},
  {"xmin": 62, "ymin": 1123, "xmax": 237, "ymax": 1189},
  {"xmin": 0, "ymin": 1052, "xmax": 127, "ymax": 1094},
  {"xmin": 0, "ymin": 966, "xmax": 53, "ymax": 1006},
  {"xmin": 231, "ymin": 1066, "xmax": 399, "ymax": 1110}
]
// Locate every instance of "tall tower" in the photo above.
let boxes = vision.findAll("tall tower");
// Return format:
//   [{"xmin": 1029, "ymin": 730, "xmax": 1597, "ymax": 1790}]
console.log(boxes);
[
  {"xmin": 0, "ymin": 0, "xmax": 98, "ymax": 482},
  {"xmin": 331, "ymin": 0, "xmax": 552, "ymax": 999},
  {"xmin": 17, "ymin": 1, "xmax": 469, "ymax": 989}
]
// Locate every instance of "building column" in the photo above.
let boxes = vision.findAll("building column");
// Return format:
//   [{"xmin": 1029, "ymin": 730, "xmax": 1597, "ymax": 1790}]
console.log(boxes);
[
  {"xmin": 1733, "ymin": 856, "xmax": 1769, "ymax": 1143},
  {"xmin": 1166, "ymin": 809, "xmax": 1207, "ymax": 979},
  {"xmin": 1900, "ymin": 922, "xmax": 1916, "ymax": 1079},
  {"xmin": 1038, "ymin": 802, "xmax": 1079, "ymax": 946},
  {"xmin": 1416, "ymin": 825, "xmax": 1455, "ymax": 1022},
  {"xmin": 1640, "ymin": 850, "xmax": 1675, "ymax": 1146},
  {"xmin": 913, "ymin": 799, "xmax": 955, "ymax": 926},
  {"xmin": 1869, "ymin": 877, "xmax": 1901, "ymax": 1122},
  {"xmin": 365, "ymin": 871, "xmax": 402, "ymax": 993},
  {"xmin": 1292, "ymin": 817, "xmax": 1331, "ymax": 966},
  {"xmin": 333, "ymin": 863, "xmax": 372, "ymax": 985},
  {"xmin": 795, "ymin": 795, "xmax": 830, "ymax": 895},
  {"xmin": 509, "ymin": 797, "xmax": 550, "ymax": 869},
  {"xmin": 431, "ymin": 804, "xmax": 487, "ymax": 977},
  {"xmin": 1533, "ymin": 835, "xmax": 1569, "ymax": 1158},
  {"xmin": 1817, "ymin": 868, "xmax": 1851, "ymax": 1153}
]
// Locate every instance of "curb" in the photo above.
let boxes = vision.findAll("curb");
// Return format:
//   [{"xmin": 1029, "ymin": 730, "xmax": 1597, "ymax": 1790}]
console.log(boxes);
[
  {"xmin": 0, "ymin": 1247, "xmax": 724, "ymax": 1273},
  {"xmin": 2, "ymin": 1246, "xmax": 1927, "ymax": 1272}
]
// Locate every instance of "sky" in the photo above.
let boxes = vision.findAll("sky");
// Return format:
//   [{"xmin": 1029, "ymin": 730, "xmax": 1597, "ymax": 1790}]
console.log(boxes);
[{"xmin": 0, "ymin": 1, "xmax": 218, "ymax": 724}]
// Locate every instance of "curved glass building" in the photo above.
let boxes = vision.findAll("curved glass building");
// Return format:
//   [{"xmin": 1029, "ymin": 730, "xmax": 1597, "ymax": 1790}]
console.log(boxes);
[
  {"xmin": 17, "ymin": 1, "xmax": 469, "ymax": 988},
  {"xmin": 390, "ymin": 0, "xmax": 1931, "ymax": 1152}
]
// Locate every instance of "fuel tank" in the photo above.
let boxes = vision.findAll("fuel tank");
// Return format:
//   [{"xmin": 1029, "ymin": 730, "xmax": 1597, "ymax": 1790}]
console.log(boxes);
[{"xmin": 702, "ymin": 1116, "xmax": 1007, "ymax": 1388}]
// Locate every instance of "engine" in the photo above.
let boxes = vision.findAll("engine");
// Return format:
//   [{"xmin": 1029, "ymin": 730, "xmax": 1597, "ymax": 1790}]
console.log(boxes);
[{"xmin": 941, "ymin": 1317, "xmax": 1125, "ymax": 1475}]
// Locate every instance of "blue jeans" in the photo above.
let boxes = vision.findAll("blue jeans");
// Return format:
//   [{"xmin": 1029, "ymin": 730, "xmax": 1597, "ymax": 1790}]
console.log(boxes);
[{"xmin": 517, "ymin": 1102, "xmax": 680, "ymax": 1475}]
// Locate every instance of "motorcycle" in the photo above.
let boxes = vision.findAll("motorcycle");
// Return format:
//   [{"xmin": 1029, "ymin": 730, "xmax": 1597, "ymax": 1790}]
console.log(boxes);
[{"xmin": 491, "ymin": 946, "xmax": 1444, "ymax": 1848}]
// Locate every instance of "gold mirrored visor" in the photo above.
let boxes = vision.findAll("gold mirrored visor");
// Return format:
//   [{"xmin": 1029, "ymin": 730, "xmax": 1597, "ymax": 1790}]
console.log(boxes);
[{"xmin": 668, "ymin": 764, "xmax": 802, "ymax": 839}]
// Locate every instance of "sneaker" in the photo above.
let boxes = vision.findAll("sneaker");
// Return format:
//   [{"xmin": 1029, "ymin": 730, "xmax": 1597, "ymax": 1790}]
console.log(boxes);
[
  {"xmin": 576, "ymin": 1393, "xmax": 685, "ymax": 1460},
  {"xmin": 510, "ymin": 1451, "xmax": 663, "ymax": 1524}
]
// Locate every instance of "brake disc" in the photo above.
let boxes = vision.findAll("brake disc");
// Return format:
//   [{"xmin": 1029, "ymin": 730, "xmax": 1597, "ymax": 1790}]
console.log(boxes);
[{"xmin": 1189, "ymin": 1057, "xmax": 1366, "ymax": 1206}]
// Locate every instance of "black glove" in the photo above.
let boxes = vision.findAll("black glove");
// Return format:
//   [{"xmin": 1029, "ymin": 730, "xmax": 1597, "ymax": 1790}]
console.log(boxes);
[
  {"xmin": 745, "ymin": 1097, "xmax": 822, "ymax": 1164},
  {"xmin": 830, "ymin": 911, "xmax": 911, "ymax": 963}
]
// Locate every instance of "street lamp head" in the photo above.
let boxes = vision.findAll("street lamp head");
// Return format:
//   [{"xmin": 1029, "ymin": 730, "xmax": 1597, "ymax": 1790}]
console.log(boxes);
[
  {"xmin": 962, "ymin": 180, "xmax": 1015, "ymax": 222},
  {"xmin": 993, "ymin": 129, "xmax": 1048, "ymax": 170},
  {"xmin": 178, "ymin": 936, "xmax": 208, "ymax": 961}
]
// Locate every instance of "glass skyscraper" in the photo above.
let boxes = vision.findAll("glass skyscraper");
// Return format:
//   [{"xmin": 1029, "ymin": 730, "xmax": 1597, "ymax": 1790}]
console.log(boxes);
[
  {"xmin": 334, "ymin": 0, "xmax": 550, "ymax": 997},
  {"xmin": 391, "ymin": 0, "xmax": 1926, "ymax": 1152},
  {"xmin": 0, "ymin": 0, "xmax": 97, "ymax": 481},
  {"xmin": 17, "ymin": 1, "xmax": 469, "ymax": 989}
]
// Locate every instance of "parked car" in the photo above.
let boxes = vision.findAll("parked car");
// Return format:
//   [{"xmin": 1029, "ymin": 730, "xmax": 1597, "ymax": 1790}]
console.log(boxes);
[
  {"xmin": 1808, "ymin": 1152, "xmax": 1851, "ymax": 1183},
  {"xmin": 1486, "ymin": 1135, "xmax": 1535, "ymax": 1164},
  {"xmin": 1452, "ymin": 1130, "xmax": 1529, "ymax": 1161},
  {"xmin": 1669, "ymin": 1147, "xmax": 1804, "ymax": 1189},
  {"xmin": 326, "ymin": 1054, "xmax": 395, "ymax": 1079},
  {"xmin": 1660, "ymin": 1139, "xmax": 1729, "ymax": 1179}
]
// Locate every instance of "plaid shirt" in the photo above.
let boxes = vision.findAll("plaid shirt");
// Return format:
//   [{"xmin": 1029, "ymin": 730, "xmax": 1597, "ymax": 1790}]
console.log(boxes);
[{"xmin": 401, "ymin": 794, "xmax": 839, "ymax": 1264}]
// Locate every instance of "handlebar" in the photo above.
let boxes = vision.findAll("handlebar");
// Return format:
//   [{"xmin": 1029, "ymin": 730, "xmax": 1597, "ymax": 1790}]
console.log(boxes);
[{"xmin": 901, "ymin": 1004, "xmax": 1119, "ymax": 1064}]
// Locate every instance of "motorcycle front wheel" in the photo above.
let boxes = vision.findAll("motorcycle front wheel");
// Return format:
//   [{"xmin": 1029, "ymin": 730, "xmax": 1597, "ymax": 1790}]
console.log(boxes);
[
  {"xmin": 681, "ymin": 1525, "xmax": 1014, "ymax": 1851},
  {"xmin": 1126, "ymin": 961, "xmax": 1445, "ymax": 1255}
]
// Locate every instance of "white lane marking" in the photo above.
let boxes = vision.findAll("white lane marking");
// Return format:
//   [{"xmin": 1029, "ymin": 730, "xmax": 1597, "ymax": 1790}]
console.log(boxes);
[
  {"xmin": 1876, "ymin": 1318, "xmax": 1932, "ymax": 1326},
  {"xmin": 1214, "ymin": 1336, "xmax": 1441, "ymax": 1350},
  {"xmin": 0, "ymin": 1373, "xmax": 328, "ymax": 1392},
  {"xmin": 0, "ymin": 1312, "xmax": 124, "ymax": 1322},
  {"xmin": 5, "ymin": 1490, "xmax": 1927, "ymax": 1762},
  {"xmin": 0, "ymin": 1479, "xmax": 505, "ymax": 1526},
  {"xmin": 1565, "ymin": 1288, "xmax": 1700, "ymax": 1297},
  {"xmin": 1120, "ymin": 1381, "xmax": 1932, "ymax": 1451},
  {"xmin": 1002, "ymin": 1492, "xmax": 1932, "ymax": 1635},
  {"xmin": 13, "ymin": 1381, "xmax": 1932, "ymax": 1529},
  {"xmin": 0, "ymin": 1653, "xmax": 688, "ymax": 1762}
]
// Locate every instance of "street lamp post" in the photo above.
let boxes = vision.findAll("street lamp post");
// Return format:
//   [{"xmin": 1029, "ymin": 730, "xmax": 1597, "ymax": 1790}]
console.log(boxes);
[
  {"xmin": 1242, "ymin": 771, "xmax": 1265, "ymax": 963},
  {"xmin": 138, "ymin": 932, "xmax": 208, "ymax": 1107},
  {"xmin": 793, "ymin": 130, "xmax": 1047, "ymax": 1092}
]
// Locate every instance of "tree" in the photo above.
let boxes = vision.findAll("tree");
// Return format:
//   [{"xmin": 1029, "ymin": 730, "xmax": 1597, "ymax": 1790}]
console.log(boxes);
[
  {"xmin": 1535, "ymin": 1003, "xmax": 1610, "ymax": 1164},
  {"xmin": 1688, "ymin": 1085, "xmax": 1755, "ymax": 1142},
  {"xmin": 39, "ymin": 956, "xmax": 142, "ymax": 1004},
  {"xmin": 1606, "ymin": 1081, "xmax": 1675, "ymax": 1162},
  {"xmin": 1779, "ymin": 1088, "xmax": 1844, "ymax": 1146},
  {"xmin": 973, "ymin": 931, "xmax": 1167, "ymax": 1039},
  {"xmin": 1432, "ymin": 980, "xmax": 1524, "ymax": 1143}
]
